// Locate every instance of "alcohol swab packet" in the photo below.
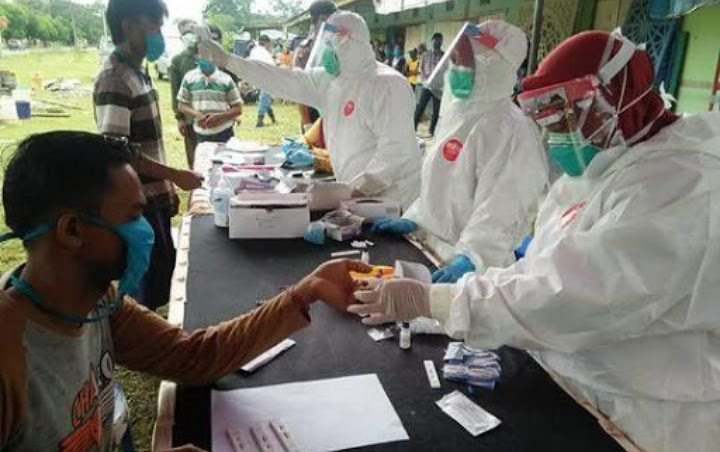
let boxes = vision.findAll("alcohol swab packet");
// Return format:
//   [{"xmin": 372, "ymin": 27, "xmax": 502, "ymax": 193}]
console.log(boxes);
[
  {"xmin": 436, "ymin": 390, "xmax": 501, "ymax": 437},
  {"xmin": 367, "ymin": 327, "xmax": 395, "ymax": 342}
]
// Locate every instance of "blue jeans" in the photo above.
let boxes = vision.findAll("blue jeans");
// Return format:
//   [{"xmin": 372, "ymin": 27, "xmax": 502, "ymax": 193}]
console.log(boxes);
[
  {"xmin": 196, "ymin": 127, "xmax": 234, "ymax": 143},
  {"xmin": 258, "ymin": 91, "xmax": 273, "ymax": 115}
]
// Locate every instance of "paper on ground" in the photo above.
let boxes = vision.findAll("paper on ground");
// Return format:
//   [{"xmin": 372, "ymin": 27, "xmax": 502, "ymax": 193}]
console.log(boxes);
[{"xmin": 212, "ymin": 374, "xmax": 409, "ymax": 452}]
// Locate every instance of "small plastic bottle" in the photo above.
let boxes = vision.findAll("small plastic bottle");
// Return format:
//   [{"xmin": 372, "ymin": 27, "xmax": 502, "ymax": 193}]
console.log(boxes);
[
  {"xmin": 213, "ymin": 176, "xmax": 232, "ymax": 228},
  {"xmin": 400, "ymin": 321, "xmax": 411, "ymax": 350},
  {"xmin": 208, "ymin": 159, "xmax": 224, "ymax": 196}
]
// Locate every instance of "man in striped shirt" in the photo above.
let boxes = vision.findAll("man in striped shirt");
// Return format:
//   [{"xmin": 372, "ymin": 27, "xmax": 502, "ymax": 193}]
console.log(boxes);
[
  {"xmin": 413, "ymin": 32, "xmax": 444, "ymax": 138},
  {"xmin": 177, "ymin": 29, "xmax": 242, "ymax": 143},
  {"xmin": 93, "ymin": 0, "xmax": 203, "ymax": 311}
]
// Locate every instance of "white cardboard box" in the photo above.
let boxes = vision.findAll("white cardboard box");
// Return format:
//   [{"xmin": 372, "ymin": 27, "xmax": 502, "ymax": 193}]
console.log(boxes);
[
  {"xmin": 229, "ymin": 193, "xmax": 310, "ymax": 239},
  {"xmin": 308, "ymin": 182, "xmax": 353, "ymax": 211},
  {"xmin": 322, "ymin": 211, "xmax": 365, "ymax": 241},
  {"xmin": 340, "ymin": 198, "xmax": 402, "ymax": 220}
]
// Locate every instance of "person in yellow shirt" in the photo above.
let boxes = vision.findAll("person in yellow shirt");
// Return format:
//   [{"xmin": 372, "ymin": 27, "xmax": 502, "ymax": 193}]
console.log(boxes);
[{"xmin": 406, "ymin": 48, "xmax": 420, "ymax": 91}]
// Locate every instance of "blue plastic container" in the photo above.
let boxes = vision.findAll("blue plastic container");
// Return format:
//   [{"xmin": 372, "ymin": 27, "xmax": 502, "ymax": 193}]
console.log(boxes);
[{"xmin": 15, "ymin": 100, "xmax": 31, "ymax": 120}]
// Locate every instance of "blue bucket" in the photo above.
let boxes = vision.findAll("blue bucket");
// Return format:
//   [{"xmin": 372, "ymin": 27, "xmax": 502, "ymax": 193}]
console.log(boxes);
[{"xmin": 16, "ymin": 100, "xmax": 31, "ymax": 120}]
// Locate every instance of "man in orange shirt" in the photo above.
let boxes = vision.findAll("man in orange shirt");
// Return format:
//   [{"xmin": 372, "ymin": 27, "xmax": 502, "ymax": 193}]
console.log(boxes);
[{"xmin": 0, "ymin": 131, "xmax": 368, "ymax": 451}]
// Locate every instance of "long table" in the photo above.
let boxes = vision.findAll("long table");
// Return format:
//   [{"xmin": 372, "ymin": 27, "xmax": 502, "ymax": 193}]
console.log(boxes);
[{"xmin": 163, "ymin": 215, "xmax": 625, "ymax": 451}]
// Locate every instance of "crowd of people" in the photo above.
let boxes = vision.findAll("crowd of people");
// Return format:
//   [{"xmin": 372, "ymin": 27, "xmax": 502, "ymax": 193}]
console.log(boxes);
[
  {"xmin": 370, "ymin": 34, "xmax": 444, "ymax": 137},
  {"xmin": 1, "ymin": 0, "xmax": 719, "ymax": 451}
]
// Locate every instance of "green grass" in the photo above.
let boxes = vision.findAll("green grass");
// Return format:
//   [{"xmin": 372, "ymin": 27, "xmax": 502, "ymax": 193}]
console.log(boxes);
[{"xmin": 0, "ymin": 48, "xmax": 300, "ymax": 451}]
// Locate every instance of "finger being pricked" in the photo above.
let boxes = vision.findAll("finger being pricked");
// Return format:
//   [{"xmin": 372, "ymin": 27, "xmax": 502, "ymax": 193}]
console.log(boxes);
[
  {"xmin": 354, "ymin": 277, "xmax": 384, "ymax": 291},
  {"xmin": 361, "ymin": 313, "xmax": 395, "ymax": 326},
  {"xmin": 320, "ymin": 258, "xmax": 372, "ymax": 275},
  {"xmin": 345, "ymin": 259, "xmax": 373, "ymax": 273},
  {"xmin": 347, "ymin": 302, "xmax": 383, "ymax": 316}
]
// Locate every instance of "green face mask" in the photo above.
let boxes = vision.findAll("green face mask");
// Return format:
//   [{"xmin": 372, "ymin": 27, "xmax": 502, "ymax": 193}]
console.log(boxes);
[
  {"xmin": 547, "ymin": 131, "xmax": 600, "ymax": 177},
  {"xmin": 321, "ymin": 47, "xmax": 340, "ymax": 76},
  {"xmin": 182, "ymin": 33, "xmax": 198, "ymax": 50},
  {"xmin": 448, "ymin": 67, "xmax": 474, "ymax": 99}
]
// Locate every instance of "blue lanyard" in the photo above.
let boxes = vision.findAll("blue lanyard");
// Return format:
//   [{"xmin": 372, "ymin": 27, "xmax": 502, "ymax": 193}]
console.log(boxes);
[{"xmin": 9, "ymin": 276, "xmax": 122, "ymax": 325}]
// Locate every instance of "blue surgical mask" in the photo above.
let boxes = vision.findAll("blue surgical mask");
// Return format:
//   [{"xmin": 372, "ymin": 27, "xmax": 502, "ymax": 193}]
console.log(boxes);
[
  {"xmin": 547, "ymin": 131, "xmax": 600, "ymax": 177},
  {"xmin": 145, "ymin": 32, "xmax": 165, "ymax": 62},
  {"xmin": 0, "ymin": 215, "xmax": 155, "ymax": 324},
  {"xmin": 198, "ymin": 58, "xmax": 216, "ymax": 74},
  {"xmin": 86, "ymin": 215, "xmax": 155, "ymax": 297}
]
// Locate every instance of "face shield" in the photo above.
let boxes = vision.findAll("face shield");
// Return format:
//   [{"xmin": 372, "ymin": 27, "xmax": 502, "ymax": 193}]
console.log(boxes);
[
  {"xmin": 519, "ymin": 76, "xmax": 614, "ymax": 177},
  {"xmin": 425, "ymin": 23, "xmax": 499, "ymax": 99},
  {"xmin": 306, "ymin": 22, "xmax": 348, "ymax": 77},
  {"xmin": 518, "ymin": 32, "xmax": 646, "ymax": 177}
]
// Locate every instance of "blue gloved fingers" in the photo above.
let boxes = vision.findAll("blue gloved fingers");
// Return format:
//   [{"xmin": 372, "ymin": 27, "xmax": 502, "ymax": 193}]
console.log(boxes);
[
  {"xmin": 451, "ymin": 255, "xmax": 476, "ymax": 274},
  {"xmin": 432, "ymin": 257, "xmax": 474, "ymax": 283},
  {"xmin": 287, "ymin": 149, "xmax": 315, "ymax": 166},
  {"xmin": 438, "ymin": 272, "xmax": 460, "ymax": 284},
  {"xmin": 431, "ymin": 269, "xmax": 446, "ymax": 283},
  {"xmin": 437, "ymin": 271, "xmax": 459, "ymax": 283},
  {"xmin": 371, "ymin": 218, "xmax": 418, "ymax": 235},
  {"xmin": 371, "ymin": 218, "xmax": 392, "ymax": 233},
  {"xmin": 396, "ymin": 219, "xmax": 419, "ymax": 234},
  {"xmin": 514, "ymin": 235, "xmax": 534, "ymax": 260}
]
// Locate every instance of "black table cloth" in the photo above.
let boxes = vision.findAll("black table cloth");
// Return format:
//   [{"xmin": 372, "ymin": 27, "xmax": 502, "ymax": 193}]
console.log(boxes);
[{"xmin": 173, "ymin": 216, "xmax": 621, "ymax": 451}]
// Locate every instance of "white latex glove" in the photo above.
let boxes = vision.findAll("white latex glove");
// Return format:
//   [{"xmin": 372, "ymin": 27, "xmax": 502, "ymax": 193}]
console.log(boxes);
[
  {"xmin": 349, "ymin": 278, "xmax": 431, "ymax": 325},
  {"xmin": 198, "ymin": 40, "xmax": 229, "ymax": 68}
]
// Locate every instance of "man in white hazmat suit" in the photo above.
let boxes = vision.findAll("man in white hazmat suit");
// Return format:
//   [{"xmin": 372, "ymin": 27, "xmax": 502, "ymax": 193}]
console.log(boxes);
[
  {"xmin": 198, "ymin": 11, "xmax": 420, "ymax": 208},
  {"xmin": 350, "ymin": 29, "xmax": 720, "ymax": 452},
  {"xmin": 372, "ymin": 21, "xmax": 548, "ymax": 283}
]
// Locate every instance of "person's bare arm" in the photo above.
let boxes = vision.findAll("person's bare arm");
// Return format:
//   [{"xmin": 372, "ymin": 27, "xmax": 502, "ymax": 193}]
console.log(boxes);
[
  {"xmin": 205, "ymin": 104, "xmax": 242, "ymax": 129},
  {"xmin": 133, "ymin": 154, "xmax": 203, "ymax": 191},
  {"xmin": 178, "ymin": 101, "xmax": 207, "ymax": 124},
  {"xmin": 224, "ymin": 103, "xmax": 243, "ymax": 121}
]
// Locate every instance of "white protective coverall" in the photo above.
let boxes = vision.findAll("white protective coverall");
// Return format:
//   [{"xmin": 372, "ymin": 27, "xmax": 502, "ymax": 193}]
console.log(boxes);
[
  {"xmin": 202, "ymin": 11, "xmax": 420, "ymax": 208},
  {"xmin": 404, "ymin": 21, "xmax": 548, "ymax": 268},
  {"xmin": 428, "ymin": 112, "xmax": 720, "ymax": 452}
]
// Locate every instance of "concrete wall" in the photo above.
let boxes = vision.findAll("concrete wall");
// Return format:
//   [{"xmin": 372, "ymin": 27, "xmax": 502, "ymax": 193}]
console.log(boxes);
[{"xmin": 675, "ymin": 3, "xmax": 720, "ymax": 113}]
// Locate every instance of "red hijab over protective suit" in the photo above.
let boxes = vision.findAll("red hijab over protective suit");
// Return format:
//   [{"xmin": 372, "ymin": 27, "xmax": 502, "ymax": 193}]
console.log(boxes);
[{"xmin": 522, "ymin": 30, "xmax": 677, "ymax": 147}]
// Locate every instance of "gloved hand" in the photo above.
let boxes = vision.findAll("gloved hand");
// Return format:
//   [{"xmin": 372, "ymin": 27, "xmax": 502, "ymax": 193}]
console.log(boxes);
[
  {"xmin": 371, "ymin": 218, "xmax": 418, "ymax": 235},
  {"xmin": 198, "ymin": 39, "xmax": 229, "ymax": 68},
  {"xmin": 286, "ymin": 148, "xmax": 315, "ymax": 167},
  {"xmin": 514, "ymin": 235, "xmax": 533, "ymax": 260},
  {"xmin": 431, "ymin": 255, "xmax": 475, "ymax": 283},
  {"xmin": 348, "ymin": 278, "xmax": 431, "ymax": 325},
  {"xmin": 303, "ymin": 222, "xmax": 325, "ymax": 245}
]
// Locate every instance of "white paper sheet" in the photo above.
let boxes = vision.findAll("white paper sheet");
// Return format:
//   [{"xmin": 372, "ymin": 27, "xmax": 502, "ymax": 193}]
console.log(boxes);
[{"xmin": 212, "ymin": 374, "xmax": 409, "ymax": 452}]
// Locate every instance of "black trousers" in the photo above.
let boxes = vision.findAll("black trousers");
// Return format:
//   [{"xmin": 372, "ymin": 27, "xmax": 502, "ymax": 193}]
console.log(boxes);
[
  {"xmin": 134, "ymin": 197, "xmax": 177, "ymax": 310},
  {"xmin": 413, "ymin": 87, "xmax": 441, "ymax": 136}
]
